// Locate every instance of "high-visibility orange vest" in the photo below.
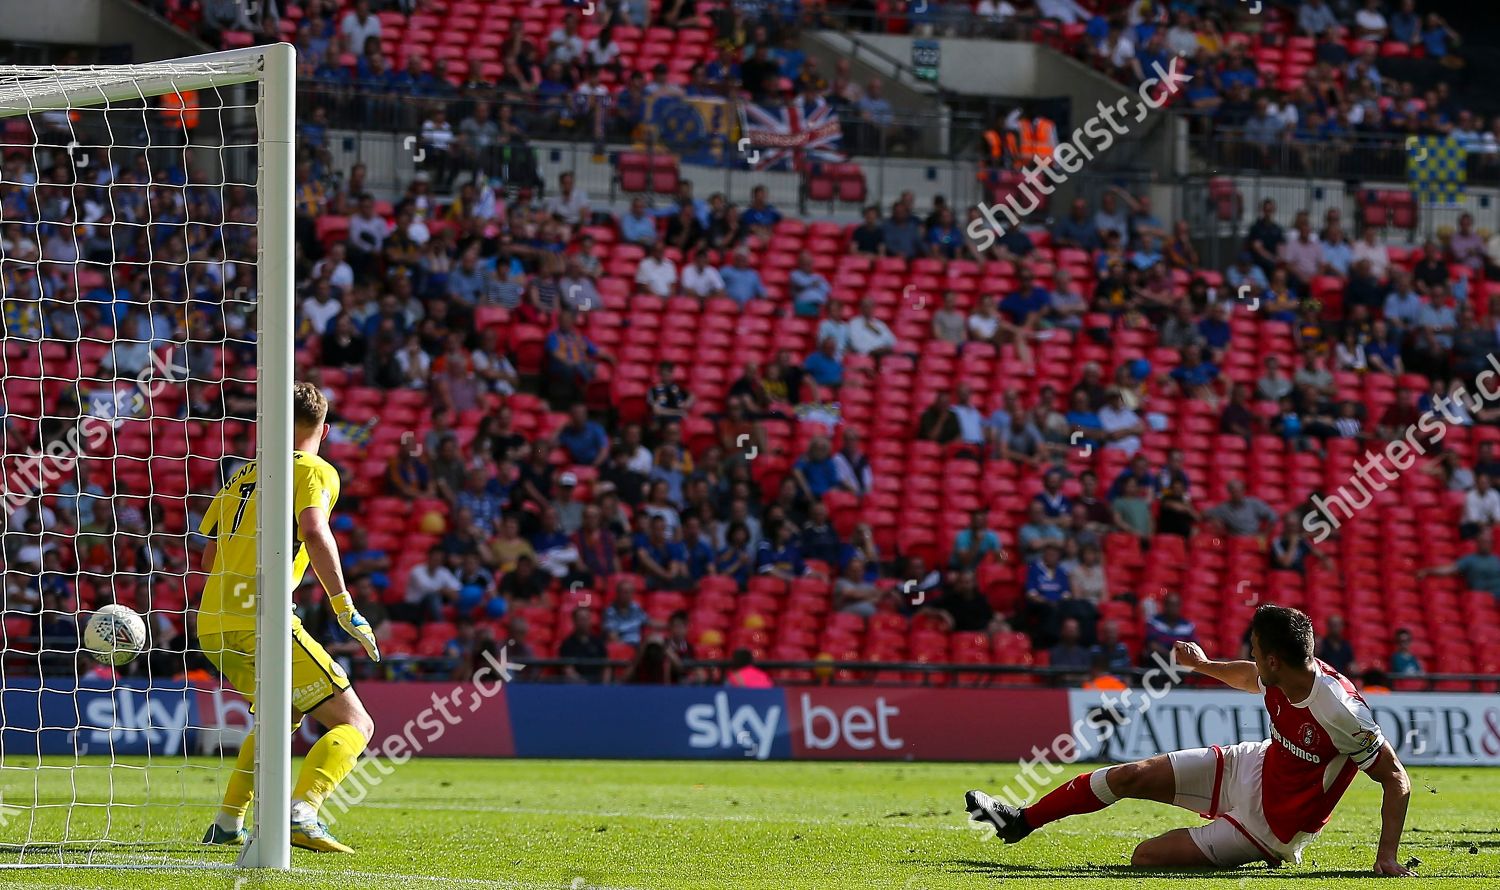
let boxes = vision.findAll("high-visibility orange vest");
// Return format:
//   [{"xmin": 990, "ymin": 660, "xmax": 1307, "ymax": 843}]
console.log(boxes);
[
  {"xmin": 161, "ymin": 89, "xmax": 200, "ymax": 130},
  {"xmin": 982, "ymin": 128, "xmax": 1004, "ymax": 163},
  {"xmin": 1016, "ymin": 117, "xmax": 1056, "ymax": 168}
]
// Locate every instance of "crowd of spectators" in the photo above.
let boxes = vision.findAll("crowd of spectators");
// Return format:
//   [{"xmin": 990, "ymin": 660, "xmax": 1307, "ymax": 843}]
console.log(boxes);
[
  {"xmin": 281, "ymin": 116, "xmax": 1500, "ymax": 685},
  {"xmin": 1078, "ymin": 0, "xmax": 1497, "ymax": 176},
  {"xmin": 9, "ymin": 87, "xmax": 1497, "ymax": 687}
]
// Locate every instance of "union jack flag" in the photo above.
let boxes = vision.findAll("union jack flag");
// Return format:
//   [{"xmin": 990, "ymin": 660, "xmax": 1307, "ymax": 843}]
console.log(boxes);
[{"xmin": 738, "ymin": 97, "xmax": 846, "ymax": 171}]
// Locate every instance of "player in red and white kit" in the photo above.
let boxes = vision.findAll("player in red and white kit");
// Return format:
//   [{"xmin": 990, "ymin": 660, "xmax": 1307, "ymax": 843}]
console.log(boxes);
[{"xmin": 966, "ymin": 605, "xmax": 1414, "ymax": 875}]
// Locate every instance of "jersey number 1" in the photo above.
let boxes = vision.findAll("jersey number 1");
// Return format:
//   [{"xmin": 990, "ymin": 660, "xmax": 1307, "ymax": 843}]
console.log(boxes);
[{"xmin": 231, "ymin": 481, "xmax": 256, "ymax": 533}]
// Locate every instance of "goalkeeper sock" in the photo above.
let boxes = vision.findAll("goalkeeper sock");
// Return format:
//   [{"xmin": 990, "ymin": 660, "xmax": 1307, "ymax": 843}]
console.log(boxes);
[
  {"xmin": 291, "ymin": 723, "xmax": 368, "ymax": 815},
  {"xmin": 1023, "ymin": 768, "xmax": 1118, "ymax": 828},
  {"xmin": 216, "ymin": 730, "xmax": 256, "ymax": 830}
]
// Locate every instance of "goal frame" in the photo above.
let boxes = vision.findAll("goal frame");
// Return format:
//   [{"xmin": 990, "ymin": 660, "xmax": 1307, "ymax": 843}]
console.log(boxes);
[{"xmin": 0, "ymin": 44, "xmax": 297, "ymax": 870}]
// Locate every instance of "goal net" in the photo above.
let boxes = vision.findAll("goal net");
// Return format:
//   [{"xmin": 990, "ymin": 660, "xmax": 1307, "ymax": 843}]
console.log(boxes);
[{"xmin": 0, "ymin": 46, "xmax": 296, "ymax": 870}]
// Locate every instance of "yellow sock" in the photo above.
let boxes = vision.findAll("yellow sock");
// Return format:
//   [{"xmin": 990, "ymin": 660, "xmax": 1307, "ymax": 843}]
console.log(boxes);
[
  {"xmin": 218, "ymin": 731, "xmax": 256, "ymax": 826},
  {"xmin": 291, "ymin": 724, "xmax": 368, "ymax": 812}
]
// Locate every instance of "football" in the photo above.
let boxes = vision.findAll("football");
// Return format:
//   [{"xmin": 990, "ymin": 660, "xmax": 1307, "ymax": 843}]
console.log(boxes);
[{"xmin": 82, "ymin": 605, "xmax": 148, "ymax": 667}]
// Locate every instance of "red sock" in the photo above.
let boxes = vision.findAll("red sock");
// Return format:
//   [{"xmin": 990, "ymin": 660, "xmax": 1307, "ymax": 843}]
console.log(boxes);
[{"xmin": 1023, "ymin": 769, "xmax": 1117, "ymax": 828}]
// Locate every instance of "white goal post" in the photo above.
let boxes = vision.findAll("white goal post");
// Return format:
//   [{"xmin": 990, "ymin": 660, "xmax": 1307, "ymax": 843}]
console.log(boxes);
[{"xmin": 0, "ymin": 44, "xmax": 295, "ymax": 870}]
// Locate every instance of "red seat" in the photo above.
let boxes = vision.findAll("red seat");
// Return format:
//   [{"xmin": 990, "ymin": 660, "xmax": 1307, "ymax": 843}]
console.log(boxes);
[{"xmin": 616, "ymin": 152, "xmax": 651, "ymax": 192}]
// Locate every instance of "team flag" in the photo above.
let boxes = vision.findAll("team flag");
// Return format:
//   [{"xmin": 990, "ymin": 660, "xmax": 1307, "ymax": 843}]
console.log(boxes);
[{"xmin": 1407, "ymin": 135, "xmax": 1465, "ymax": 205}]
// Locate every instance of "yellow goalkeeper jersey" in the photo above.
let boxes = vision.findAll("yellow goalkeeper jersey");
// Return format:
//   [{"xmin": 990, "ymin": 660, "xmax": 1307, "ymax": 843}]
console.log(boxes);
[{"xmin": 197, "ymin": 451, "xmax": 341, "ymax": 636}]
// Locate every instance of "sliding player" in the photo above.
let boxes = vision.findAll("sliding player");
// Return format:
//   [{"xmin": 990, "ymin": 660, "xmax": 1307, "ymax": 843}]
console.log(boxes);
[
  {"xmin": 966, "ymin": 605, "xmax": 1413, "ymax": 875},
  {"xmin": 197, "ymin": 382, "xmax": 382, "ymax": 853}
]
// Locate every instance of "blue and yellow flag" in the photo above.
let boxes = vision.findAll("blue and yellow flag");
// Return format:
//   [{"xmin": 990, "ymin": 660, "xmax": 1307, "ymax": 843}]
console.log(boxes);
[
  {"xmin": 328, "ymin": 418, "xmax": 376, "ymax": 447},
  {"xmin": 1407, "ymin": 135, "xmax": 1465, "ymax": 205},
  {"xmin": 646, "ymin": 95, "xmax": 739, "ymax": 166}
]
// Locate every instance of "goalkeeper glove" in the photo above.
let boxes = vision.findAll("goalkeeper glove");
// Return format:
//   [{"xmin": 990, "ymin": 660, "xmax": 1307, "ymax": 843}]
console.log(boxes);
[{"xmin": 330, "ymin": 591, "xmax": 381, "ymax": 662}]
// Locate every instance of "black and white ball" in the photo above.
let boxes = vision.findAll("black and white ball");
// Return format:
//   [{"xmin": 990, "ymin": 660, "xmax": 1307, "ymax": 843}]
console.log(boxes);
[{"xmin": 83, "ymin": 605, "xmax": 148, "ymax": 667}]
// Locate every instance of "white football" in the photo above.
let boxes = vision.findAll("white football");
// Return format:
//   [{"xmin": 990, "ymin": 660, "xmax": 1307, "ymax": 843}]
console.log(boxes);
[{"xmin": 83, "ymin": 605, "xmax": 148, "ymax": 667}]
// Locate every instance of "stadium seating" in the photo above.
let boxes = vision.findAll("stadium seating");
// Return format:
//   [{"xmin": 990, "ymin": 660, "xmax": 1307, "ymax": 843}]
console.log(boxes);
[{"xmin": 273, "ymin": 211, "xmax": 1500, "ymax": 683}]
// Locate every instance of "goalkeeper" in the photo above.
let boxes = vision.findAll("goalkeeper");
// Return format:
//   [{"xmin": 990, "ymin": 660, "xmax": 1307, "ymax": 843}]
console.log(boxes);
[{"xmin": 197, "ymin": 382, "xmax": 381, "ymax": 853}]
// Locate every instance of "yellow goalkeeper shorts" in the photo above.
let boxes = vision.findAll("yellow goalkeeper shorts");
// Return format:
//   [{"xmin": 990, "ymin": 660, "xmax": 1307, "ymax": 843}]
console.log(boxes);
[{"xmin": 201, "ymin": 625, "xmax": 351, "ymax": 715}]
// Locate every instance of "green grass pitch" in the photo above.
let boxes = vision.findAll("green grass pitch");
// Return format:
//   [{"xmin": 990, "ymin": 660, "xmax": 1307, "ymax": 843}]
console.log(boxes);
[{"xmin": 0, "ymin": 757, "xmax": 1496, "ymax": 888}]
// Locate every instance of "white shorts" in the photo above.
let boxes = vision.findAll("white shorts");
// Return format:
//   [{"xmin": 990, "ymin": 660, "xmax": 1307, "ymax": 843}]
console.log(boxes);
[{"xmin": 1167, "ymin": 740, "xmax": 1318, "ymax": 867}]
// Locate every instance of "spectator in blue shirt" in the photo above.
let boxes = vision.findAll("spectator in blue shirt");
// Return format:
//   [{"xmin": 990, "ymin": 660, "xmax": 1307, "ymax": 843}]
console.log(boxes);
[
  {"xmin": 602, "ymin": 578, "xmax": 650, "ymax": 644},
  {"xmin": 719, "ymin": 250, "xmax": 767, "ymax": 307},
  {"xmin": 361, "ymin": 293, "xmax": 409, "ymax": 341},
  {"xmin": 951, "ymin": 509, "xmax": 1002, "ymax": 570},
  {"xmin": 714, "ymin": 522, "xmax": 755, "ymax": 588},
  {"xmin": 356, "ymin": 50, "xmax": 393, "ymax": 89},
  {"xmin": 789, "ymin": 251, "xmax": 832, "ymax": 317},
  {"xmin": 1065, "ymin": 389, "xmax": 1105, "ymax": 454},
  {"xmin": 455, "ymin": 472, "xmax": 506, "ymax": 536},
  {"xmin": 1052, "ymin": 198, "xmax": 1102, "ymax": 251},
  {"xmin": 799, "ymin": 502, "xmax": 842, "ymax": 566},
  {"xmin": 1366, "ymin": 319, "xmax": 1403, "ymax": 374},
  {"xmin": 554, "ymin": 403, "xmax": 609, "ymax": 467},
  {"xmin": 1089, "ymin": 619, "xmax": 1133, "ymax": 674},
  {"xmin": 1389, "ymin": 628, "xmax": 1423, "ymax": 675},
  {"xmin": 1170, "ymin": 345, "xmax": 1220, "ymax": 396},
  {"xmin": 680, "ymin": 516, "xmax": 716, "ymax": 581},
  {"xmin": 1298, "ymin": 0, "xmax": 1340, "ymax": 37},
  {"xmin": 880, "ymin": 202, "xmax": 922, "ymax": 259},
  {"xmin": 1134, "ymin": 33, "xmax": 1169, "ymax": 87},
  {"xmin": 755, "ymin": 520, "xmax": 807, "ymax": 580},
  {"xmin": 926, "ymin": 207, "xmax": 963, "ymax": 259},
  {"xmin": 1001, "ymin": 268, "xmax": 1049, "ymax": 327},
  {"xmin": 1218, "ymin": 54, "xmax": 1260, "ymax": 92},
  {"xmin": 1196, "ymin": 302, "xmax": 1232, "ymax": 357},
  {"xmin": 792, "ymin": 436, "xmax": 840, "ymax": 502},
  {"xmin": 1021, "ymin": 542, "xmax": 1072, "ymax": 646},
  {"xmin": 342, "ymin": 526, "xmax": 392, "ymax": 591},
  {"xmin": 388, "ymin": 54, "xmax": 438, "ymax": 95},
  {"xmin": 704, "ymin": 46, "xmax": 740, "ymax": 84},
  {"xmin": 620, "ymin": 196, "xmax": 658, "ymax": 246},
  {"xmin": 635, "ymin": 515, "xmax": 690, "ymax": 591},
  {"xmin": 803, "ymin": 337, "xmax": 844, "ymax": 388},
  {"xmin": 446, "ymin": 246, "xmax": 494, "ymax": 304},
  {"xmin": 1033, "ymin": 468, "xmax": 1071, "ymax": 521},
  {"xmin": 1225, "ymin": 252, "xmax": 1269, "ymax": 294},
  {"xmin": 769, "ymin": 33, "xmax": 806, "ymax": 80},
  {"xmin": 1422, "ymin": 14, "xmax": 1458, "ymax": 59},
  {"xmin": 1142, "ymin": 592, "xmax": 1197, "ymax": 666},
  {"xmin": 739, "ymin": 185, "xmax": 782, "ymax": 233}
]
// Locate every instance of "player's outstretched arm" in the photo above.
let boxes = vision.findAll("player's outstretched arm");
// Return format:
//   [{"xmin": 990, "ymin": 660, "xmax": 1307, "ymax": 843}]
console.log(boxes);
[
  {"xmin": 1366, "ymin": 744, "xmax": 1414, "ymax": 877},
  {"xmin": 1171, "ymin": 641, "xmax": 1261, "ymax": 693},
  {"xmin": 299, "ymin": 505, "xmax": 381, "ymax": 662}
]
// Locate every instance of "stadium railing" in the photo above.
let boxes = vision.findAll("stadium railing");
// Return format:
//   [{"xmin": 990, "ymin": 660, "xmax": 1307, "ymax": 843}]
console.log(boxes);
[
  {"xmin": 448, "ymin": 656, "xmax": 1500, "ymax": 692},
  {"xmin": 296, "ymin": 84, "xmax": 1001, "ymax": 210},
  {"xmin": 1187, "ymin": 127, "xmax": 1500, "ymax": 186}
]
